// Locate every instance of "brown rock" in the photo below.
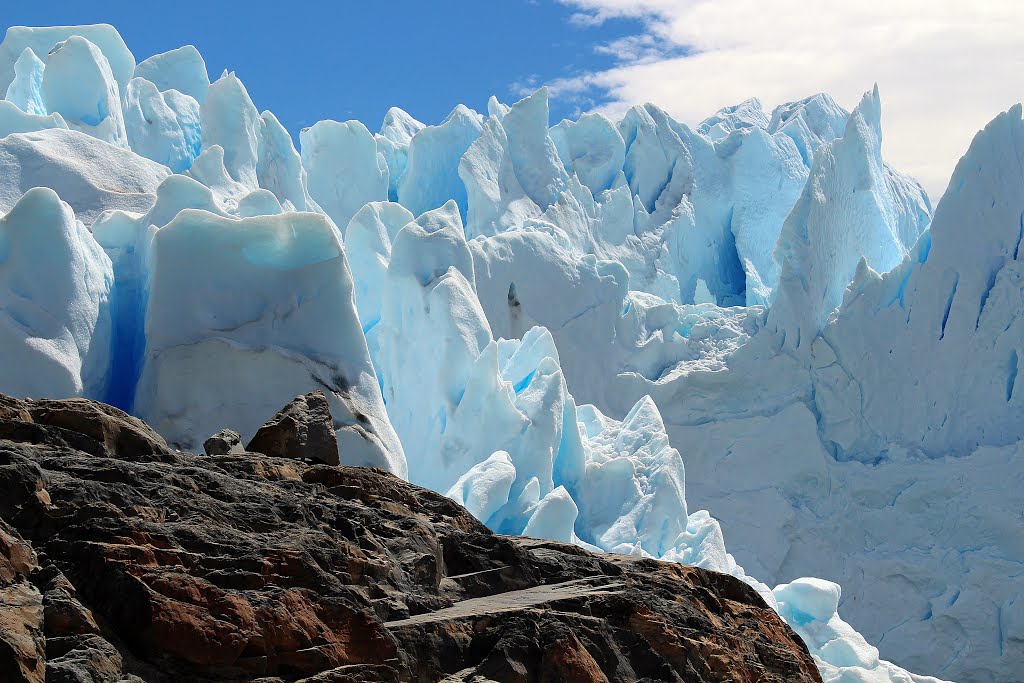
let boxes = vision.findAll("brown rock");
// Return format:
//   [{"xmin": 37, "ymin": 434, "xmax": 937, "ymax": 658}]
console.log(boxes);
[
  {"xmin": 541, "ymin": 633, "xmax": 609, "ymax": 683},
  {"xmin": 204, "ymin": 428, "xmax": 244, "ymax": 456},
  {"xmin": 46, "ymin": 634, "xmax": 123, "ymax": 683},
  {"xmin": 247, "ymin": 391, "xmax": 339, "ymax": 465},
  {"xmin": 0, "ymin": 395, "xmax": 32, "ymax": 422},
  {"xmin": 43, "ymin": 584, "xmax": 100, "ymax": 637},
  {"xmin": 0, "ymin": 393, "xmax": 822, "ymax": 682},
  {"xmin": 0, "ymin": 518, "xmax": 37, "ymax": 582},
  {"xmin": 0, "ymin": 519, "xmax": 44, "ymax": 683},
  {"xmin": 26, "ymin": 397, "xmax": 172, "ymax": 459}
]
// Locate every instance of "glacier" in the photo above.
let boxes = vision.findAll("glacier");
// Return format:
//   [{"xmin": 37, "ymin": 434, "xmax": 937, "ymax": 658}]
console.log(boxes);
[{"xmin": 0, "ymin": 23, "xmax": 1021, "ymax": 683}]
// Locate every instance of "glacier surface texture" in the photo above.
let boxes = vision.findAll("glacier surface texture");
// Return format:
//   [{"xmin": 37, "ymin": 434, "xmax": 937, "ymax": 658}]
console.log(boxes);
[{"xmin": 1, "ymin": 23, "xmax": 1022, "ymax": 683}]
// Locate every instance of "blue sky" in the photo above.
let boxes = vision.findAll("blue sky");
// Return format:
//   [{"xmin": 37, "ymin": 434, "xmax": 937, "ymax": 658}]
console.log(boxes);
[{"xmin": 0, "ymin": 0, "xmax": 643, "ymax": 134}]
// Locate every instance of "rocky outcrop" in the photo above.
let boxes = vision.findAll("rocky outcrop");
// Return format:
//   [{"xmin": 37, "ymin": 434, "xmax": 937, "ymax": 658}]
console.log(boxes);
[{"xmin": 0, "ymin": 393, "xmax": 821, "ymax": 682}]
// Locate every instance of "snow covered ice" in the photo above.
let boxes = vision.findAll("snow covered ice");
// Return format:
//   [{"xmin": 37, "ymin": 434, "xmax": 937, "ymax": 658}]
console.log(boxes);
[{"xmin": 1, "ymin": 22, "xmax": 1021, "ymax": 683}]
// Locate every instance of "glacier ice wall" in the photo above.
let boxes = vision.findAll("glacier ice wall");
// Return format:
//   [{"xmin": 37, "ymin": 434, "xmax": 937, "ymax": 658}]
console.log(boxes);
[
  {"xmin": 41, "ymin": 35, "xmax": 128, "ymax": 147},
  {"xmin": 0, "ymin": 187, "xmax": 113, "ymax": 399},
  {"xmin": 132, "ymin": 45, "xmax": 209, "ymax": 104},
  {"xmin": 768, "ymin": 85, "xmax": 931, "ymax": 351},
  {"xmin": 817, "ymin": 104, "xmax": 1024, "ymax": 460},
  {"xmin": 1, "ymin": 22, "xmax": 1020, "ymax": 683},
  {"xmin": 134, "ymin": 204, "xmax": 405, "ymax": 474},
  {"xmin": 0, "ymin": 25, "xmax": 135, "ymax": 96}
]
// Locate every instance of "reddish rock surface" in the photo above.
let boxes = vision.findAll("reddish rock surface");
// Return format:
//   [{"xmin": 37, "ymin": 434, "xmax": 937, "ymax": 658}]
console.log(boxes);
[
  {"xmin": 0, "ymin": 519, "xmax": 44, "ymax": 683},
  {"xmin": 0, "ymin": 393, "xmax": 822, "ymax": 682}
]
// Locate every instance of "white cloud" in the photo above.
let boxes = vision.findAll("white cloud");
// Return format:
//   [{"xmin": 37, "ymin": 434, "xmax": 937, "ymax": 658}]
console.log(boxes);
[{"xmin": 555, "ymin": 0, "xmax": 1024, "ymax": 199}]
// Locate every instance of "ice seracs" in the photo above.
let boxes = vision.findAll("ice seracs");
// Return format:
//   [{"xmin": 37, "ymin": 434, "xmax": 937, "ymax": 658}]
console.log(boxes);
[
  {"xmin": 815, "ymin": 102, "xmax": 1024, "ymax": 460},
  {"xmin": 398, "ymin": 104, "xmax": 483, "ymax": 221},
  {"xmin": 572, "ymin": 396, "xmax": 688, "ymax": 558},
  {"xmin": 344, "ymin": 200, "xmax": 415, "ymax": 367},
  {"xmin": 135, "ymin": 208, "xmax": 405, "ymax": 474},
  {"xmin": 445, "ymin": 450, "xmax": 517, "ymax": 523},
  {"xmin": 376, "ymin": 106, "xmax": 424, "ymax": 202},
  {"xmin": 123, "ymin": 76, "xmax": 201, "ymax": 172},
  {"xmin": 42, "ymin": 35, "xmax": 127, "ymax": 147},
  {"xmin": 0, "ymin": 128, "xmax": 169, "ymax": 223},
  {"xmin": 767, "ymin": 93, "xmax": 849, "ymax": 165},
  {"xmin": 0, "ymin": 98, "xmax": 67, "ymax": 138},
  {"xmin": 698, "ymin": 97, "xmax": 769, "ymax": 141},
  {"xmin": 0, "ymin": 187, "xmax": 113, "ymax": 399},
  {"xmin": 376, "ymin": 200, "xmax": 506, "ymax": 491},
  {"xmin": 550, "ymin": 111, "xmax": 625, "ymax": 195},
  {"xmin": 301, "ymin": 118, "xmax": 388, "ymax": 231},
  {"xmin": 769, "ymin": 85, "xmax": 930, "ymax": 351},
  {"xmin": 133, "ymin": 45, "xmax": 210, "ymax": 104},
  {"xmin": 257, "ymin": 110, "xmax": 316, "ymax": 212},
  {"xmin": 0, "ymin": 24, "xmax": 135, "ymax": 96},
  {"xmin": 2, "ymin": 21, "xmax": 1019, "ymax": 683},
  {"xmin": 200, "ymin": 72, "xmax": 260, "ymax": 188},
  {"xmin": 5, "ymin": 48, "xmax": 46, "ymax": 115},
  {"xmin": 373, "ymin": 198, "xmax": 730, "ymax": 576}
]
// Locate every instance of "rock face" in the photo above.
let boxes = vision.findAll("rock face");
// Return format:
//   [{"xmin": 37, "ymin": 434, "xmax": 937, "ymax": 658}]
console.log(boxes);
[
  {"xmin": 0, "ymin": 519, "xmax": 44, "ymax": 683},
  {"xmin": 0, "ymin": 393, "xmax": 821, "ymax": 683},
  {"xmin": 246, "ymin": 390, "xmax": 340, "ymax": 466}
]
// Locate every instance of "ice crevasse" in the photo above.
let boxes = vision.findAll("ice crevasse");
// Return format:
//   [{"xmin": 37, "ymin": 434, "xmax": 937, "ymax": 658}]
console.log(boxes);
[{"xmin": 2, "ymin": 22, "xmax": 1022, "ymax": 683}]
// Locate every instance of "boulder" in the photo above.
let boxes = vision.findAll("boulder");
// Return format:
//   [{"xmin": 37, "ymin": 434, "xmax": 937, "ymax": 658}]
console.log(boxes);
[
  {"xmin": 203, "ymin": 428, "xmax": 243, "ymax": 456},
  {"xmin": 246, "ymin": 391, "xmax": 339, "ymax": 465},
  {"xmin": 26, "ymin": 397, "xmax": 173, "ymax": 459}
]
